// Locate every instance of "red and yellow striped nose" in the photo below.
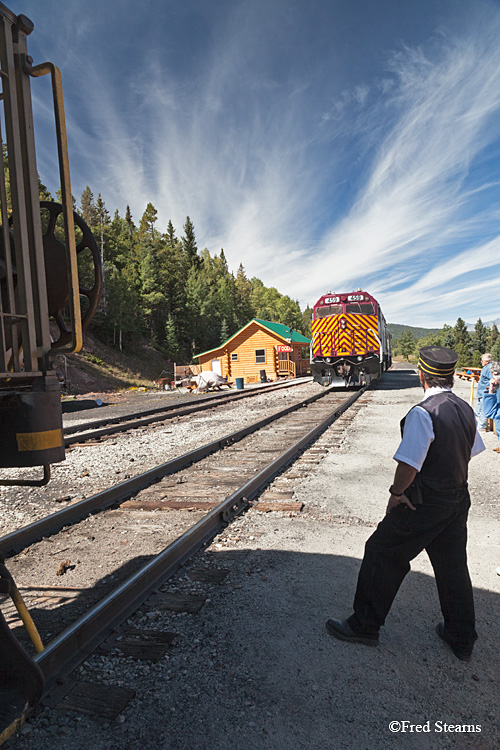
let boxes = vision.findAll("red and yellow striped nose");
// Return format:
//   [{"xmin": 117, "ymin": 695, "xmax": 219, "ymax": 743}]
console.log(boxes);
[{"xmin": 312, "ymin": 314, "xmax": 379, "ymax": 357}]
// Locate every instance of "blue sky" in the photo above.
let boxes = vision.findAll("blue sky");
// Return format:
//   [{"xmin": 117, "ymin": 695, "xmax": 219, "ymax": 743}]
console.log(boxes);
[{"xmin": 10, "ymin": 0, "xmax": 500, "ymax": 327}]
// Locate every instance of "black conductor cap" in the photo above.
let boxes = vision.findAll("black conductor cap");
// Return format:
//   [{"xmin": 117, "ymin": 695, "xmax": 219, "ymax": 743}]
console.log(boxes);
[{"xmin": 417, "ymin": 346, "xmax": 458, "ymax": 377}]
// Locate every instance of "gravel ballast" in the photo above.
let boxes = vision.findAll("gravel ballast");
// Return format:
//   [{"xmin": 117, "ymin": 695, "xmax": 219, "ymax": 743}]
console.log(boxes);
[{"xmin": 5, "ymin": 368, "xmax": 500, "ymax": 749}]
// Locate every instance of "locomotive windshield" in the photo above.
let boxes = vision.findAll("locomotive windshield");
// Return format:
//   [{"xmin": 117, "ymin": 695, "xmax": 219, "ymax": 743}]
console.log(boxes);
[
  {"xmin": 345, "ymin": 302, "xmax": 375, "ymax": 314},
  {"xmin": 317, "ymin": 305, "xmax": 342, "ymax": 317}
]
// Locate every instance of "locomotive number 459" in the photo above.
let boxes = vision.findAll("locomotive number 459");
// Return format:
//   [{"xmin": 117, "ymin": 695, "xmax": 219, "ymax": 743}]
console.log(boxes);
[{"xmin": 310, "ymin": 290, "xmax": 391, "ymax": 386}]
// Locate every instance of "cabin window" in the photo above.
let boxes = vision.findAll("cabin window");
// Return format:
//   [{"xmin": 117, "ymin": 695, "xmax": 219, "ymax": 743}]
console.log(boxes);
[
  {"xmin": 255, "ymin": 349, "xmax": 266, "ymax": 363},
  {"xmin": 301, "ymin": 347, "xmax": 308, "ymax": 359},
  {"xmin": 231, "ymin": 353, "xmax": 238, "ymax": 361},
  {"xmin": 346, "ymin": 302, "xmax": 375, "ymax": 314},
  {"xmin": 317, "ymin": 305, "xmax": 342, "ymax": 317}
]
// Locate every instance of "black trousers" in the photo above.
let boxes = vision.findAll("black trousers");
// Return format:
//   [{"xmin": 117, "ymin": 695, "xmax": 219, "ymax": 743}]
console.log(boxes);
[{"xmin": 348, "ymin": 485, "xmax": 477, "ymax": 650}]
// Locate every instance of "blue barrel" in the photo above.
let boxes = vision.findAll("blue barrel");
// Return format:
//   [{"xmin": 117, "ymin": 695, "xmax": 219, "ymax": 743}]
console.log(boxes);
[{"xmin": 236, "ymin": 377, "xmax": 244, "ymax": 390}]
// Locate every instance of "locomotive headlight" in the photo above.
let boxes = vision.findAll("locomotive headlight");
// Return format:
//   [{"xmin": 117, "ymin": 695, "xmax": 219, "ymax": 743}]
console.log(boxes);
[
  {"xmin": 325, "ymin": 357, "xmax": 332, "ymax": 363},
  {"xmin": 357, "ymin": 356, "xmax": 363, "ymax": 361}
]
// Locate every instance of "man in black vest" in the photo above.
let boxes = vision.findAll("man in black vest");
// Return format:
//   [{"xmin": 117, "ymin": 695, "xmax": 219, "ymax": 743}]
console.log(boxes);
[{"xmin": 326, "ymin": 346, "xmax": 485, "ymax": 661}]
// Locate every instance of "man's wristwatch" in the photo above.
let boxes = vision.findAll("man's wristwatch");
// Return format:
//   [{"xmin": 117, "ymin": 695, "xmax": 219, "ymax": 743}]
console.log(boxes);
[{"xmin": 389, "ymin": 485, "xmax": 405, "ymax": 496}]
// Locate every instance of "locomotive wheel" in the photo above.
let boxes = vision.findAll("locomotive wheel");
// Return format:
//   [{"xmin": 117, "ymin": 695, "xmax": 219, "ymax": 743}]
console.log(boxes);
[{"xmin": 40, "ymin": 201, "xmax": 102, "ymax": 348}]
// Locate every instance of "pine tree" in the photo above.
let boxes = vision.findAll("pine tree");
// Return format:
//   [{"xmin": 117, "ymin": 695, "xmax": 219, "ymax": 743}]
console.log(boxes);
[
  {"xmin": 80, "ymin": 186, "xmax": 96, "ymax": 226},
  {"xmin": 473, "ymin": 318, "xmax": 488, "ymax": 354},
  {"xmin": 487, "ymin": 323, "xmax": 499, "ymax": 353},
  {"xmin": 182, "ymin": 216, "xmax": 199, "ymax": 267},
  {"xmin": 165, "ymin": 220, "xmax": 177, "ymax": 249},
  {"xmin": 234, "ymin": 264, "xmax": 254, "ymax": 327},
  {"xmin": 38, "ymin": 176, "xmax": 52, "ymax": 201},
  {"xmin": 125, "ymin": 204, "xmax": 134, "ymax": 237},
  {"xmin": 103, "ymin": 264, "xmax": 141, "ymax": 350},
  {"xmin": 220, "ymin": 318, "xmax": 229, "ymax": 344},
  {"xmin": 399, "ymin": 329, "xmax": 416, "ymax": 361},
  {"xmin": 301, "ymin": 305, "xmax": 313, "ymax": 339},
  {"xmin": 453, "ymin": 318, "xmax": 472, "ymax": 367},
  {"xmin": 137, "ymin": 203, "xmax": 166, "ymax": 345},
  {"xmin": 139, "ymin": 203, "xmax": 158, "ymax": 237},
  {"xmin": 140, "ymin": 244, "xmax": 168, "ymax": 345},
  {"xmin": 453, "ymin": 317, "xmax": 470, "ymax": 347},
  {"xmin": 491, "ymin": 337, "xmax": 500, "ymax": 362},
  {"xmin": 164, "ymin": 315, "xmax": 179, "ymax": 360},
  {"xmin": 441, "ymin": 324, "xmax": 455, "ymax": 349}
]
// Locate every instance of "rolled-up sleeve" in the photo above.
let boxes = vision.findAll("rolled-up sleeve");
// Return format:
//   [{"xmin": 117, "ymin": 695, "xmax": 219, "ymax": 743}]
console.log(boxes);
[
  {"xmin": 483, "ymin": 392, "xmax": 500, "ymax": 420},
  {"xmin": 393, "ymin": 407, "xmax": 434, "ymax": 471}
]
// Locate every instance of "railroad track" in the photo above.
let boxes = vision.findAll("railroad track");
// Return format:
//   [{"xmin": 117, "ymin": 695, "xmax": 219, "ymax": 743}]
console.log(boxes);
[
  {"xmin": 0, "ymin": 382, "xmax": 370, "ymax": 707},
  {"xmin": 62, "ymin": 378, "xmax": 311, "ymax": 447}
]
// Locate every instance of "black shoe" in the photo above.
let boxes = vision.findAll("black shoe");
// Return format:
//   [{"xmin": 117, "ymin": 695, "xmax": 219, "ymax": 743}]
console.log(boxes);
[
  {"xmin": 435, "ymin": 622, "xmax": 473, "ymax": 662},
  {"xmin": 325, "ymin": 618, "xmax": 379, "ymax": 646}
]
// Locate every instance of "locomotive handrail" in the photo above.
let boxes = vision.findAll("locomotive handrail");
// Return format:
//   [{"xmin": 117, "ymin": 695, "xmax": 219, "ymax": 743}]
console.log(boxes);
[
  {"xmin": 367, "ymin": 328, "xmax": 383, "ymax": 362},
  {"xmin": 20, "ymin": 54, "xmax": 82, "ymax": 354}
]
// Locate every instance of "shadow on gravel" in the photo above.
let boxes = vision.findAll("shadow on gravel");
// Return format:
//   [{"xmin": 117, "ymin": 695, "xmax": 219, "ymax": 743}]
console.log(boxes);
[
  {"xmin": 4, "ymin": 545, "xmax": 499, "ymax": 749},
  {"xmin": 62, "ymin": 399, "xmax": 106, "ymax": 413},
  {"xmin": 166, "ymin": 547, "xmax": 499, "ymax": 750},
  {"xmin": 376, "ymin": 370, "xmax": 420, "ymax": 390}
]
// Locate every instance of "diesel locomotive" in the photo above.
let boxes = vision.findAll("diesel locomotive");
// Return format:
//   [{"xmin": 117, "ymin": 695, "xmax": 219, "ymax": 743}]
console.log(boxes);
[{"xmin": 310, "ymin": 290, "xmax": 391, "ymax": 386}]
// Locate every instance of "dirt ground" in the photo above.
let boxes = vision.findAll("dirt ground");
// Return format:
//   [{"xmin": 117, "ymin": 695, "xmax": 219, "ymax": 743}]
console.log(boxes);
[{"xmin": 8, "ymin": 367, "xmax": 500, "ymax": 750}]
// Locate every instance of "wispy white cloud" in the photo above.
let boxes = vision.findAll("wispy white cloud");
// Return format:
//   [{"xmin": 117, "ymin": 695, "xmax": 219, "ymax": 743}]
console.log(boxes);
[
  {"xmin": 285, "ymin": 13, "xmax": 500, "ymax": 323},
  {"xmin": 23, "ymin": 0, "xmax": 500, "ymax": 328},
  {"xmin": 378, "ymin": 235, "xmax": 500, "ymax": 324}
]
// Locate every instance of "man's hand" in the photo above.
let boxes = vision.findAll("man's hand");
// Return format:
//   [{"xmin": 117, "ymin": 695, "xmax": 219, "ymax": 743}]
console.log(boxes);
[{"xmin": 386, "ymin": 492, "xmax": 416, "ymax": 515}]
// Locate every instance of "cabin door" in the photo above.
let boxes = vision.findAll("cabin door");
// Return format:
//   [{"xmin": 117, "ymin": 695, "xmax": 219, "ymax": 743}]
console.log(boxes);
[{"xmin": 210, "ymin": 359, "xmax": 222, "ymax": 375}]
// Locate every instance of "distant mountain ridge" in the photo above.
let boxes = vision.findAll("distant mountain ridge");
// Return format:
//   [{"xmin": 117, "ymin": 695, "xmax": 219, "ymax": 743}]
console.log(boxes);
[
  {"xmin": 388, "ymin": 323, "xmax": 440, "ymax": 339},
  {"xmin": 466, "ymin": 318, "xmax": 500, "ymax": 331},
  {"xmin": 389, "ymin": 319, "xmax": 500, "ymax": 339}
]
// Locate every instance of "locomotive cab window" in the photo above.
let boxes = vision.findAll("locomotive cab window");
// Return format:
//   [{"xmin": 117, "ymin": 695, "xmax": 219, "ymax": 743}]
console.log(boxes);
[
  {"xmin": 346, "ymin": 303, "xmax": 375, "ymax": 314},
  {"xmin": 317, "ymin": 305, "xmax": 342, "ymax": 317},
  {"xmin": 255, "ymin": 349, "xmax": 266, "ymax": 363}
]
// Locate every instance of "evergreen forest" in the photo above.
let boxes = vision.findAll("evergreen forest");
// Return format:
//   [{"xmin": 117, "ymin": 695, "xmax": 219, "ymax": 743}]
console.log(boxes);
[
  {"xmin": 391, "ymin": 319, "xmax": 500, "ymax": 367},
  {"xmin": 44, "ymin": 184, "xmax": 313, "ymax": 363}
]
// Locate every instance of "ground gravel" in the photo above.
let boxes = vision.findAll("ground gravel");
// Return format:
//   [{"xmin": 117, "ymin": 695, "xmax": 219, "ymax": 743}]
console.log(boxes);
[{"xmin": 5, "ymin": 368, "xmax": 500, "ymax": 750}]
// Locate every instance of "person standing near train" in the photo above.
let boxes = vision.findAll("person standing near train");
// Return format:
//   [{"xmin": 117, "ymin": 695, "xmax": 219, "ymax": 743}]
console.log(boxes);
[
  {"xmin": 483, "ymin": 361, "xmax": 500, "ymax": 453},
  {"xmin": 476, "ymin": 353, "xmax": 492, "ymax": 430},
  {"xmin": 326, "ymin": 346, "xmax": 485, "ymax": 661}
]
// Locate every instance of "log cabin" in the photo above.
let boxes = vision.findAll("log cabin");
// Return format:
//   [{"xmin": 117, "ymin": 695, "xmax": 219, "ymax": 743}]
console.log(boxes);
[{"xmin": 194, "ymin": 319, "xmax": 311, "ymax": 384}]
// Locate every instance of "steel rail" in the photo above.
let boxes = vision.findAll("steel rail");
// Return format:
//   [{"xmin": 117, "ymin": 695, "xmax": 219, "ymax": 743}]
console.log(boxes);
[
  {"xmin": 0, "ymin": 381, "xmax": 340, "ymax": 559},
  {"xmin": 34, "ymin": 384, "xmax": 368, "ymax": 690},
  {"xmin": 62, "ymin": 377, "xmax": 312, "ymax": 443}
]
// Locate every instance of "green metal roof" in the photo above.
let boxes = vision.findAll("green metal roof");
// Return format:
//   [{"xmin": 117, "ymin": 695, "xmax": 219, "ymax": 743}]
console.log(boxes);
[
  {"xmin": 253, "ymin": 319, "xmax": 310, "ymax": 344},
  {"xmin": 194, "ymin": 318, "xmax": 310, "ymax": 359}
]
